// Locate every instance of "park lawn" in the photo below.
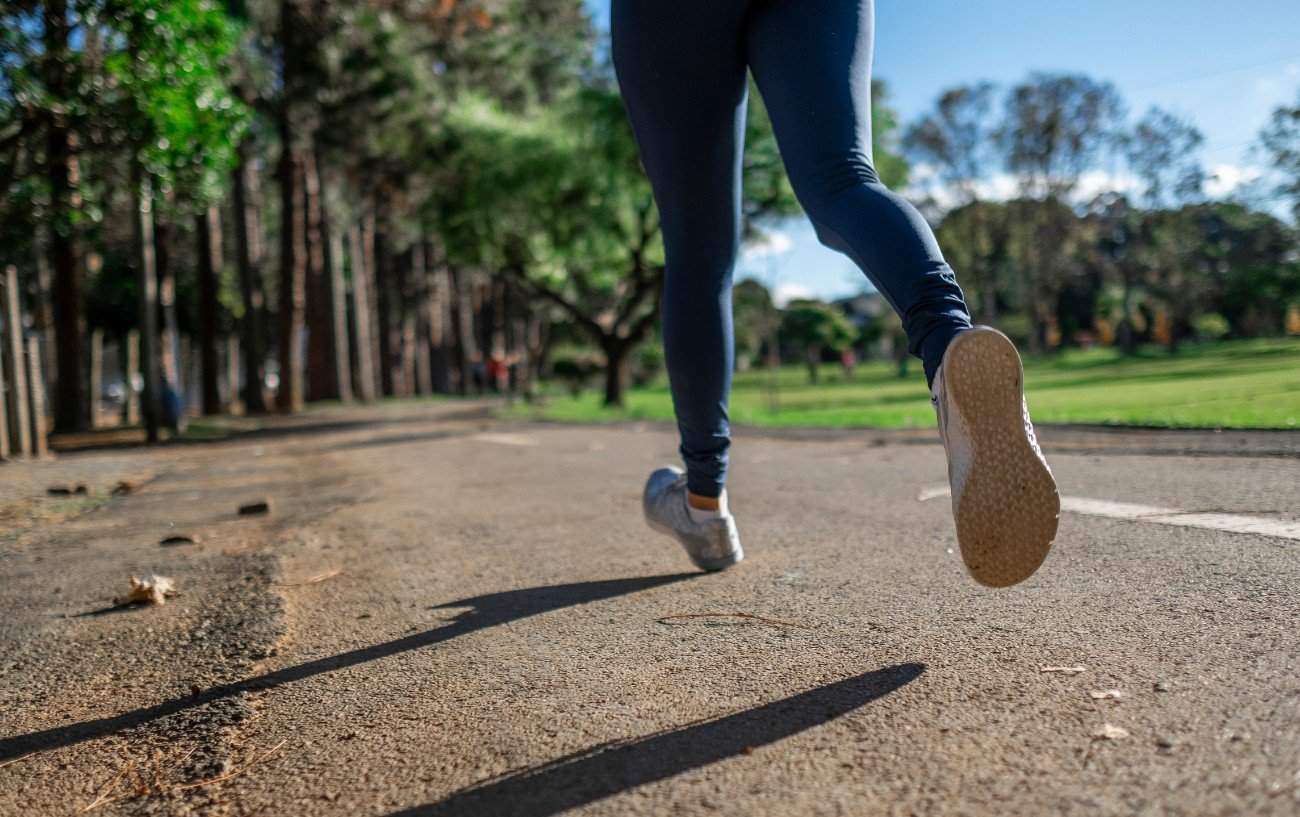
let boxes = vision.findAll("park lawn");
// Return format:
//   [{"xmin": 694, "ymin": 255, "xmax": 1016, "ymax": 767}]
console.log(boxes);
[{"xmin": 508, "ymin": 337, "xmax": 1300, "ymax": 430}]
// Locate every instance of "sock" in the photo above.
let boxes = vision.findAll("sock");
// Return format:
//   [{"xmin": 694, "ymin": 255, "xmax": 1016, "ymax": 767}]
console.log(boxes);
[{"xmin": 687, "ymin": 490, "xmax": 729, "ymax": 522}]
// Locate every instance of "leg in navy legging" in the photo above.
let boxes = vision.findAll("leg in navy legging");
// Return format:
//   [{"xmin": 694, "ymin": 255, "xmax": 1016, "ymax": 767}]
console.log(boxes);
[
  {"xmin": 612, "ymin": 0, "xmax": 973, "ymax": 500},
  {"xmin": 745, "ymin": 0, "xmax": 971, "ymax": 381},
  {"xmin": 611, "ymin": 2, "xmax": 750, "ymax": 499}
]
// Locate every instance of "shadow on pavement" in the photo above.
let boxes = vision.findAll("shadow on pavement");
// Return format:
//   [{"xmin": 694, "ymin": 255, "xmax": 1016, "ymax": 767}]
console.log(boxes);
[
  {"xmin": 388, "ymin": 663, "xmax": 926, "ymax": 817},
  {"xmin": 0, "ymin": 573, "xmax": 698, "ymax": 761}
]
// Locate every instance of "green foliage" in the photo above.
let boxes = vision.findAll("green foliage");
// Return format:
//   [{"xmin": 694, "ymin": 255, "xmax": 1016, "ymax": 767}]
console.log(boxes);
[
  {"xmin": 632, "ymin": 341, "xmax": 664, "ymax": 386},
  {"xmin": 1194, "ymin": 313, "xmax": 1230, "ymax": 340},
  {"xmin": 101, "ymin": 0, "xmax": 249, "ymax": 203},
  {"xmin": 779, "ymin": 300, "xmax": 858, "ymax": 366},
  {"xmin": 1259, "ymin": 89, "xmax": 1300, "ymax": 222},
  {"xmin": 732, "ymin": 277, "xmax": 779, "ymax": 366}
]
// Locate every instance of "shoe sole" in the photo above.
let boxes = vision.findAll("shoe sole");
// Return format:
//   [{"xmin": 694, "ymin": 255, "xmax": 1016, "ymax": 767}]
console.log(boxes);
[
  {"xmin": 944, "ymin": 328, "xmax": 1060, "ymax": 587},
  {"xmin": 644, "ymin": 515, "xmax": 744, "ymax": 572}
]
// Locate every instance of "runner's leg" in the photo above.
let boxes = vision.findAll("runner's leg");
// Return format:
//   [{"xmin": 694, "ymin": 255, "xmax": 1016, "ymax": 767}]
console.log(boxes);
[
  {"xmin": 612, "ymin": 0, "xmax": 750, "ymax": 498},
  {"xmin": 745, "ymin": 0, "xmax": 972, "ymax": 384}
]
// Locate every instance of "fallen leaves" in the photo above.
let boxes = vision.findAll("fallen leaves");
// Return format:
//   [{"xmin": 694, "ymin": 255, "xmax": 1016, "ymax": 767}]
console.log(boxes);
[
  {"xmin": 1040, "ymin": 666, "xmax": 1087, "ymax": 675},
  {"xmin": 275, "ymin": 569, "xmax": 343, "ymax": 588},
  {"xmin": 81, "ymin": 740, "xmax": 287, "ymax": 812},
  {"xmin": 1093, "ymin": 723, "xmax": 1130, "ymax": 740},
  {"xmin": 1090, "ymin": 689, "xmax": 1124, "ymax": 700},
  {"xmin": 114, "ymin": 575, "xmax": 177, "ymax": 606}
]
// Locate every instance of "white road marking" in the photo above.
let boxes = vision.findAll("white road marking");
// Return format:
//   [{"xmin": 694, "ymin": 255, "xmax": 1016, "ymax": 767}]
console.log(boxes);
[
  {"xmin": 916, "ymin": 485, "xmax": 951, "ymax": 502},
  {"xmin": 917, "ymin": 485, "xmax": 1300, "ymax": 541},
  {"xmin": 470, "ymin": 433, "xmax": 540, "ymax": 447}
]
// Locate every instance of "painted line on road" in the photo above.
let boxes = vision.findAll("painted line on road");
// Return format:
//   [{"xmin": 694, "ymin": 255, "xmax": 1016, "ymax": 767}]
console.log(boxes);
[
  {"xmin": 470, "ymin": 433, "xmax": 540, "ymax": 447},
  {"xmin": 917, "ymin": 486, "xmax": 1300, "ymax": 541}
]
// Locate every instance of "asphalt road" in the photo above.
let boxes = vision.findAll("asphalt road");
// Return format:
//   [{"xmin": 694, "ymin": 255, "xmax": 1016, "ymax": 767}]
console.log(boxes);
[{"xmin": 1, "ymin": 402, "xmax": 1297, "ymax": 816}]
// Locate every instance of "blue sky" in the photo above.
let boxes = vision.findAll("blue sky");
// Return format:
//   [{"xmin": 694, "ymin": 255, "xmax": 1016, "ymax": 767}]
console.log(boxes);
[{"xmin": 584, "ymin": 0, "xmax": 1300, "ymax": 302}]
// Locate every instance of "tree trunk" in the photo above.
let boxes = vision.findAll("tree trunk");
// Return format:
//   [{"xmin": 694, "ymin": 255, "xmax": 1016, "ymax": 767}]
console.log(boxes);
[
  {"xmin": 302, "ymin": 148, "xmax": 335, "ymax": 402},
  {"xmin": 134, "ymin": 171, "xmax": 161, "ymax": 443},
  {"xmin": 449, "ymin": 266, "xmax": 477, "ymax": 395},
  {"xmin": 347, "ymin": 222, "xmax": 377, "ymax": 402},
  {"xmin": 196, "ymin": 207, "xmax": 223, "ymax": 415},
  {"xmin": 155, "ymin": 209, "xmax": 181, "ymax": 395},
  {"xmin": 412, "ymin": 240, "xmax": 432, "ymax": 396},
  {"xmin": 428, "ymin": 265, "xmax": 454, "ymax": 393},
  {"xmin": 2, "ymin": 266, "xmax": 32, "ymax": 455},
  {"xmin": 399, "ymin": 245, "xmax": 418, "ymax": 396},
  {"xmin": 32, "ymin": 227, "xmax": 56, "ymax": 397},
  {"xmin": 44, "ymin": 0, "xmax": 85, "ymax": 433},
  {"xmin": 276, "ymin": 131, "xmax": 307, "ymax": 414},
  {"xmin": 319, "ymin": 164, "xmax": 352, "ymax": 403},
  {"xmin": 373, "ymin": 209, "xmax": 397, "ymax": 397},
  {"xmin": 232, "ymin": 140, "xmax": 267, "ymax": 414},
  {"xmin": 602, "ymin": 339, "xmax": 630, "ymax": 407},
  {"xmin": 224, "ymin": 335, "xmax": 239, "ymax": 411}
]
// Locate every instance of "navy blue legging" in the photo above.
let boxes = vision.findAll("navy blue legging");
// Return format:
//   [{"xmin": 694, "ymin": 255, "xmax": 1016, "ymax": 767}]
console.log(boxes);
[{"xmin": 612, "ymin": 0, "xmax": 973, "ymax": 498}]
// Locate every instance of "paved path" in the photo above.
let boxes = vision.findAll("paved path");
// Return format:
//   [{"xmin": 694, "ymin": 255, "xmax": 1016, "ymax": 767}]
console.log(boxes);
[{"xmin": 1, "ymin": 402, "xmax": 1297, "ymax": 816}]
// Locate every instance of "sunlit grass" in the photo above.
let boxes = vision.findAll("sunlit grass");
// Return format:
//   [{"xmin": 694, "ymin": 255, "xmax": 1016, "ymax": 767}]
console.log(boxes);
[{"xmin": 507, "ymin": 338, "xmax": 1300, "ymax": 430}]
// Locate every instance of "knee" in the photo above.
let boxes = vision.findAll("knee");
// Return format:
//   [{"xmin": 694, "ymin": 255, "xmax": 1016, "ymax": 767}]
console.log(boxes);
[{"xmin": 794, "ymin": 154, "xmax": 884, "ymax": 240}]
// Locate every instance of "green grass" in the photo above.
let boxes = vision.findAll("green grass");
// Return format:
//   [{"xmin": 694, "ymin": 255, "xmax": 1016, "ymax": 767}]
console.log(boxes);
[{"xmin": 508, "ymin": 338, "xmax": 1300, "ymax": 430}]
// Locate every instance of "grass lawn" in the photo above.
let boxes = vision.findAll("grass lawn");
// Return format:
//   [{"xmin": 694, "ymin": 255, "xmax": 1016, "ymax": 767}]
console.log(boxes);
[{"xmin": 507, "ymin": 337, "xmax": 1300, "ymax": 430}]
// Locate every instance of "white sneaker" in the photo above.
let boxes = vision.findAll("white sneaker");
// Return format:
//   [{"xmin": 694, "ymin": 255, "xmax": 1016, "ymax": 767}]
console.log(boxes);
[
  {"xmin": 643, "ymin": 467, "xmax": 744, "ymax": 572},
  {"xmin": 931, "ymin": 327, "xmax": 1059, "ymax": 587}
]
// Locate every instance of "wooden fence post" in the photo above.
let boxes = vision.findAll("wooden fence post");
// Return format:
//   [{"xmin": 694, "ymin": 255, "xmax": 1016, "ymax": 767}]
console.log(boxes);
[
  {"xmin": 2, "ymin": 265, "xmax": 31, "ymax": 457},
  {"xmin": 125, "ymin": 330, "xmax": 141, "ymax": 425},
  {"xmin": 0, "ymin": 331, "xmax": 9, "ymax": 461},
  {"xmin": 225, "ymin": 335, "xmax": 240, "ymax": 413},
  {"xmin": 89, "ymin": 328, "xmax": 104, "ymax": 429},
  {"xmin": 27, "ymin": 336, "xmax": 48, "ymax": 458}
]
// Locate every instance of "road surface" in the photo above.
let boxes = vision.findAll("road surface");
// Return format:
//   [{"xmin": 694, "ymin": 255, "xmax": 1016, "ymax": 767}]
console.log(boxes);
[{"xmin": 1, "ymin": 402, "xmax": 1297, "ymax": 816}]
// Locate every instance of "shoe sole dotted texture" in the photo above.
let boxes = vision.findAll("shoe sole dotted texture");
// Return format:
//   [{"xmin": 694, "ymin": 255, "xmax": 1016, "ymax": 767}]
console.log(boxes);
[{"xmin": 946, "ymin": 328, "xmax": 1060, "ymax": 587}]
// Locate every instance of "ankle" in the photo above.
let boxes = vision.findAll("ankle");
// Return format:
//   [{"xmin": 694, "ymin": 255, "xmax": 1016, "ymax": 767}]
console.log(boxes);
[
  {"xmin": 687, "ymin": 492, "xmax": 721, "ymax": 511},
  {"xmin": 686, "ymin": 490, "xmax": 729, "ymax": 522}
]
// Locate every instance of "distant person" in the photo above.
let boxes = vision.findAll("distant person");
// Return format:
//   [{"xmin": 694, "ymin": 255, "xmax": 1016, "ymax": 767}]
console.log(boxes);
[
  {"xmin": 839, "ymin": 347, "xmax": 857, "ymax": 380},
  {"xmin": 617, "ymin": 0, "xmax": 1059, "ymax": 587}
]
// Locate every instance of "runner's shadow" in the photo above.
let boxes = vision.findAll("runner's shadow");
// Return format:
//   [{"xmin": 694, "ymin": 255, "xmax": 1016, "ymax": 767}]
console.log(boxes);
[
  {"xmin": 387, "ymin": 663, "xmax": 925, "ymax": 817},
  {"xmin": 0, "ymin": 573, "xmax": 698, "ymax": 761}
]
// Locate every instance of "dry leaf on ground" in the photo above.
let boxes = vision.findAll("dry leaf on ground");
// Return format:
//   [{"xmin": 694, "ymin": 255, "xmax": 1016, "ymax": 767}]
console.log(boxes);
[
  {"xmin": 114, "ymin": 575, "xmax": 178, "ymax": 606},
  {"xmin": 1093, "ymin": 723, "xmax": 1130, "ymax": 740},
  {"xmin": 1041, "ymin": 666, "xmax": 1087, "ymax": 675},
  {"xmin": 1090, "ymin": 689, "xmax": 1124, "ymax": 700}
]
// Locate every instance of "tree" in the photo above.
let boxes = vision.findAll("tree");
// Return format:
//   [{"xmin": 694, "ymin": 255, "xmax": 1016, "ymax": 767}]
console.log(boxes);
[
  {"xmin": 778, "ymin": 300, "xmax": 857, "ymax": 384},
  {"xmin": 104, "ymin": 0, "xmax": 248, "ymax": 435},
  {"xmin": 905, "ymin": 83, "xmax": 999, "ymax": 320},
  {"xmin": 0, "ymin": 1, "xmax": 92, "ymax": 431},
  {"xmin": 1124, "ymin": 106, "xmax": 1204, "ymax": 208},
  {"xmin": 732, "ymin": 278, "xmax": 779, "ymax": 369},
  {"xmin": 435, "ymin": 85, "xmax": 796, "ymax": 406},
  {"xmin": 905, "ymin": 82, "xmax": 997, "ymax": 203},
  {"xmin": 1259, "ymin": 89, "xmax": 1300, "ymax": 222},
  {"xmin": 998, "ymin": 73, "xmax": 1124, "ymax": 351}
]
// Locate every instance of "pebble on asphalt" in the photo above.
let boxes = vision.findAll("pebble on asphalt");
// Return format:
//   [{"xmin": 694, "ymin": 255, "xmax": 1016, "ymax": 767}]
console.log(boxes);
[{"xmin": 238, "ymin": 499, "xmax": 272, "ymax": 516}]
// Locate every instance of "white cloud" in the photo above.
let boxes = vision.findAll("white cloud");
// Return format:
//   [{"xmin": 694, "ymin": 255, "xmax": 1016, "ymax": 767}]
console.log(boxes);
[
  {"xmin": 1205, "ymin": 163, "xmax": 1264, "ymax": 198},
  {"xmin": 1075, "ymin": 170, "xmax": 1140, "ymax": 200},
  {"xmin": 912, "ymin": 169, "xmax": 1143, "ymax": 210},
  {"xmin": 740, "ymin": 230, "xmax": 793, "ymax": 261},
  {"xmin": 772, "ymin": 282, "xmax": 814, "ymax": 307}
]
